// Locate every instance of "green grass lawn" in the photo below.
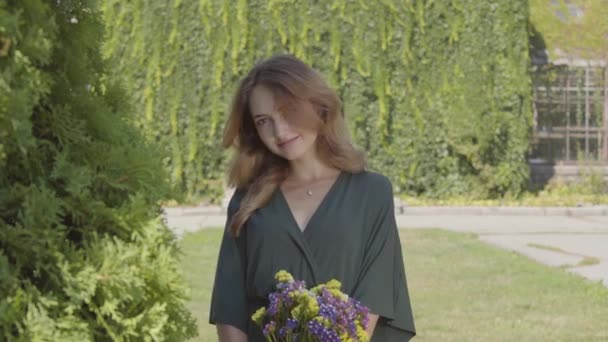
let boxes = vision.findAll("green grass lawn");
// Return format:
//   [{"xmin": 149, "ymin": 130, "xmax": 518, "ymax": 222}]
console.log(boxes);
[{"xmin": 178, "ymin": 228, "xmax": 608, "ymax": 341}]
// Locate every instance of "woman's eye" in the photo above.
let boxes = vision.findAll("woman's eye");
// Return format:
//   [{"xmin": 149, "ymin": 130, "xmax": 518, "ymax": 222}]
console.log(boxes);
[{"xmin": 256, "ymin": 118, "xmax": 268, "ymax": 126}]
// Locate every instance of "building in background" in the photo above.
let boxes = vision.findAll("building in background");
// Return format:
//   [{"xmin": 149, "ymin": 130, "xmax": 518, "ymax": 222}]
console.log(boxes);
[{"xmin": 529, "ymin": 1, "xmax": 608, "ymax": 186}]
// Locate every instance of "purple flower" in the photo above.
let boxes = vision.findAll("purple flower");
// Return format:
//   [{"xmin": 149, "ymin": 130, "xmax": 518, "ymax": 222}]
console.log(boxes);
[
  {"xmin": 252, "ymin": 271, "xmax": 372, "ymax": 341},
  {"xmin": 348, "ymin": 320, "xmax": 357, "ymax": 336},
  {"xmin": 286, "ymin": 318, "xmax": 298, "ymax": 330},
  {"xmin": 262, "ymin": 321, "xmax": 276, "ymax": 337},
  {"xmin": 319, "ymin": 303, "xmax": 338, "ymax": 323},
  {"xmin": 354, "ymin": 299, "xmax": 371, "ymax": 329},
  {"xmin": 277, "ymin": 318, "xmax": 299, "ymax": 338},
  {"xmin": 307, "ymin": 319, "xmax": 340, "ymax": 342},
  {"xmin": 268, "ymin": 292, "xmax": 283, "ymax": 316}
]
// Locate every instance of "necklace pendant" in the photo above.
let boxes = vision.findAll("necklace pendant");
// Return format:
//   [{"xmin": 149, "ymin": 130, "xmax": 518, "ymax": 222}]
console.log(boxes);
[{"xmin": 306, "ymin": 189, "xmax": 313, "ymax": 196}]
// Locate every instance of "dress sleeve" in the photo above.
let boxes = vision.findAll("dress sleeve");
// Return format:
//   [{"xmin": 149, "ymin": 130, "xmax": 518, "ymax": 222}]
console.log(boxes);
[
  {"xmin": 209, "ymin": 189, "xmax": 249, "ymax": 335},
  {"xmin": 352, "ymin": 176, "xmax": 416, "ymax": 341}
]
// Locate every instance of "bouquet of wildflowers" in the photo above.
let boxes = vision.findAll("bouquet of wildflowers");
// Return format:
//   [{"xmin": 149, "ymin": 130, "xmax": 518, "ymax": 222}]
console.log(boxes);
[{"xmin": 251, "ymin": 270, "xmax": 370, "ymax": 342}]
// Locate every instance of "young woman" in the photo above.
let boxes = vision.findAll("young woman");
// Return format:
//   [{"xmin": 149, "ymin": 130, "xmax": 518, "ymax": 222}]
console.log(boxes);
[{"xmin": 209, "ymin": 54, "xmax": 415, "ymax": 341}]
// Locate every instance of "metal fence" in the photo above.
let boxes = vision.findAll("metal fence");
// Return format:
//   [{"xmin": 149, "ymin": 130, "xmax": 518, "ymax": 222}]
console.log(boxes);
[{"xmin": 530, "ymin": 61, "xmax": 608, "ymax": 164}]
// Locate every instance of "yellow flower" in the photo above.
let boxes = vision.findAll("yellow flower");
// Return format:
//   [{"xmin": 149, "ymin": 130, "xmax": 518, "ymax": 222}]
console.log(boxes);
[
  {"xmin": 310, "ymin": 284, "xmax": 322, "ymax": 294},
  {"xmin": 356, "ymin": 324, "xmax": 369, "ymax": 342},
  {"xmin": 251, "ymin": 307, "xmax": 266, "ymax": 324},
  {"xmin": 328, "ymin": 288, "xmax": 348, "ymax": 300},
  {"xmin": 294, "ymin": 289, "xmax": 306, "ymax": 298},
  {"xmin": 291, "ymin": 305, "xmax": 304, "ymax": 321},
  {"xmin": 340, "ymin": 332, "xmax": 352, "ymax": 341},
  {"xmin": 274, "ymin": 270, "xmax": 294, "ymax": 283},
  {"xmin": 308, "ymin": 295, "xmax": 319, "ymax": 315},
  {"xmin": 320, "ymin": 317, "xmax": 331, "ymax": 328},
  {"xmin": 325, "ymin": 279, "xmax": 342, "ymax": 290}
]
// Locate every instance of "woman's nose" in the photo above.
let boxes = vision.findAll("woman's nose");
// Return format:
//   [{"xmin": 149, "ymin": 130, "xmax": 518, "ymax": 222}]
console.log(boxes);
[{"xmin": 273, "ymin": 114, "xmax": 290, "ymax": 137}]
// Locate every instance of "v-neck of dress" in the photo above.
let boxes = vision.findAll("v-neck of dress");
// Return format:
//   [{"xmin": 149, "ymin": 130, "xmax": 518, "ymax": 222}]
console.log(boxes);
[{"xmin": 277, "ymin": 170, "xmax": 345, "ymax": 234}]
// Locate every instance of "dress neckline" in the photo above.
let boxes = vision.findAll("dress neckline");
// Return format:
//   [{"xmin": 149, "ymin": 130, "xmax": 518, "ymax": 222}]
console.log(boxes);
[{"xmin": 276, "ymin": 170, "xmax": 345, "ymax": 233}]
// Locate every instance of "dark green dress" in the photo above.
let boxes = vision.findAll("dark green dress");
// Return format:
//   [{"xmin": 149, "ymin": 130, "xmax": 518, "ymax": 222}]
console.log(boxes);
[{"xmin": 209, "ymin": 170, "xmax": 416, "ymax": 341}]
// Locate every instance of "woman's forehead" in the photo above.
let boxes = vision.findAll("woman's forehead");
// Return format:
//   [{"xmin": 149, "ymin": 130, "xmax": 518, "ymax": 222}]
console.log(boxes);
[{"xmin": 250, "ymin": 84, "xmax": 298, "ymax": 116}]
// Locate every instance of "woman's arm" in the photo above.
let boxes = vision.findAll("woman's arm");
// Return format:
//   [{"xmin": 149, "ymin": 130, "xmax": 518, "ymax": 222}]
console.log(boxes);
[
  {"xmin": 211, "ymin": 189, "xmax": 250, "ymax": 341},
  {"xmin": 217, "ymin": 324, "xmax": 248, "ymax": 342},
  {"xmin": 366, "ymin": 313, "xmax": 380, "ymax": 339}
]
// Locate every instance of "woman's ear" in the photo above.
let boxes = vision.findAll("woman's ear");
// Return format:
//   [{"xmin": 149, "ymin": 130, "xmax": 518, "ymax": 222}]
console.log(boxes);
[
  {"xmin": 321, "ymin": 109, "xmax": 328, "ymax": 121},
  {"xmin": 315, "ymin": 104, "xmax": 328, "ymax": 122}
]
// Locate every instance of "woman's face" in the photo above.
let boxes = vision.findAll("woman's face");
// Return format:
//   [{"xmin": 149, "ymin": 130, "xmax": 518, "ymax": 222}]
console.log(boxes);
[{"xmin": 248, "ymin": 84, "xmax": 319, "ymax": 161}]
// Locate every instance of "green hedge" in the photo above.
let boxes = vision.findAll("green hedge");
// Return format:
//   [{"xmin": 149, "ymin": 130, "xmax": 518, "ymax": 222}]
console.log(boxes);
[
  {"xmin": 102, "ymin": 0, "xmax": 532, "ymax": 201},
  {"xmin": 0, "ymin": 1, "xmax": 196, "ymax": 340}
]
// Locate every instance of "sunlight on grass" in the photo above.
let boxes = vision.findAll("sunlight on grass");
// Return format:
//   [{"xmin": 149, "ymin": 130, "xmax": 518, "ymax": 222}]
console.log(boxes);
[{"xmin": 179, "ymin": 228, "xmax": 608, "ymax": 341}]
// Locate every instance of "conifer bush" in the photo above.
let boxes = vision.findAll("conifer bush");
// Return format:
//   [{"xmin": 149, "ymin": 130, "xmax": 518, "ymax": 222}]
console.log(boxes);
[{"xmin": 0, "ymin": 1, "xmax": 197, "ymax": 340}]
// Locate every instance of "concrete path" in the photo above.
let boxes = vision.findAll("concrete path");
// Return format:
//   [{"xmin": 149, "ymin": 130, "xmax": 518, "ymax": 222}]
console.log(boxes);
[
  {"xmin": 394, "ymin": 214, "xmax": 608, "ymax": 286},
  {"xmin": 163, "ymin": 205, "xmax": 608, "ymax": 287}
]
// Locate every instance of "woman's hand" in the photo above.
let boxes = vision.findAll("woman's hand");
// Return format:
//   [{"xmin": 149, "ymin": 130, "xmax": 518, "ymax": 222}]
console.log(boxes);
[
  {"xmin": 366, "ymin": 313, "xmax": 379, "ymax": 339},
  {"xmin": 217, "ymin": 324, "xmax": 248, "ymax": 342}
]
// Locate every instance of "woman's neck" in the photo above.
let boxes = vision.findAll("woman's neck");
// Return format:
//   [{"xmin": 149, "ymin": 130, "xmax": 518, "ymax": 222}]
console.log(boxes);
[{"xmin": 287, "ymin": 153, "xmax": 339, "ymax": 182}]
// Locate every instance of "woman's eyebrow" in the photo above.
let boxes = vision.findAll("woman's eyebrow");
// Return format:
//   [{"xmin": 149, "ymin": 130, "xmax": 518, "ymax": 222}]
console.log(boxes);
[{"xmin": 253, "ymin": 104, "xmax": 292, "ymax": 118}]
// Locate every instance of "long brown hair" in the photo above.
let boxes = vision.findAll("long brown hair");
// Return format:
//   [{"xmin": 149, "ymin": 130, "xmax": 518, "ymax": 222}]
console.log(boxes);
[{"xmin": 222, "ymin": 54, "xmax": 366, "ymax": 237}]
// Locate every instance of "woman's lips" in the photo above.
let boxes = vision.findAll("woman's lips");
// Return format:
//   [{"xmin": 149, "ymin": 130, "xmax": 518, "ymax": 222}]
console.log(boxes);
[{"xmin": 278, "ymin": 136, "xmax": 299, "ymax": 148}]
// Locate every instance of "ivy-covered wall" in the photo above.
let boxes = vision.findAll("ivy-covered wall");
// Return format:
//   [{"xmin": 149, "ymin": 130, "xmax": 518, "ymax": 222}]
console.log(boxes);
[{"xmin": 102, "ymin": 0, "xmax": 532, "ymax": 201}]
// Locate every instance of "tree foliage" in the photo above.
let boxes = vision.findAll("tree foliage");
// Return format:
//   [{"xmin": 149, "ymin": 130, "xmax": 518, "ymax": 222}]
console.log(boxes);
[{"xmin": 0, "ymin": 1, "xmax": 197, "ymax": 340}]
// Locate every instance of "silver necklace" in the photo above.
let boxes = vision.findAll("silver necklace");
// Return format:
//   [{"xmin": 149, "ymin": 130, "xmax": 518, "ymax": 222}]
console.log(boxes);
[{"xmin": 287, "ymin": 173, "xmax": 339, "ymax": 197}]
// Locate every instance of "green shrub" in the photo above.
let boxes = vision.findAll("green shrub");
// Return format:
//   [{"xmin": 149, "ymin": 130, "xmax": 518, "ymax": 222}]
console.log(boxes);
[{"xmin": 0, "ymin": 1, "xmax": 196, "ymax": 340}]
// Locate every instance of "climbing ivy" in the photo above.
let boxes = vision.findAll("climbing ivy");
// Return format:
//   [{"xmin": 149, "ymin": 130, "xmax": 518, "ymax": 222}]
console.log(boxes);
[{"xmin": 102, "ymin": 0, "xmax": 532, "ymax": 201}]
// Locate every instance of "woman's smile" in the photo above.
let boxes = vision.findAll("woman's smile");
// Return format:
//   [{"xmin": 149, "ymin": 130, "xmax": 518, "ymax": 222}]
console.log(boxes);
[{"xmin": 278, "ymin": 135, "xmax": 299, "ymax": 148}]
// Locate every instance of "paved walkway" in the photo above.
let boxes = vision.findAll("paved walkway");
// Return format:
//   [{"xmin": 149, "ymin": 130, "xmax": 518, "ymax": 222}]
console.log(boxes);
[
  {"xmin": 163, "ymin": 205, "xmax": 608, "ymax": 287},
  {"xmin": 395, "ymin": 214, "xmax": 608, "ymax": 287}
]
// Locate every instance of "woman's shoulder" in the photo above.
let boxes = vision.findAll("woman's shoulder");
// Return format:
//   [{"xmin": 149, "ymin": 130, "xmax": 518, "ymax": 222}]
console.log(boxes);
[
  {"xmin": 350, "ymin": 170, "xmax": 394, "ymax": 196},
  {"xmin": 226, "ymin": 186, "xmax": 248, "ymax": 214},
  {"xmin": 351, "ymin": 170, "xmax": 393, "ymax": 203}
]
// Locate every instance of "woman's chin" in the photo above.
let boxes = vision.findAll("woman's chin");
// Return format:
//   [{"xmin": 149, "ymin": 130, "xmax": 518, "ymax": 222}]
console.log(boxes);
[
  {"xmin": 273, "ymin": 144, "xmax": 300, "ymax": 160},
  {"xmin": 274, "ymin": 148, "xmax": 305, "ymax": 161},
  {"xmin": 278, "ymin": 152, "xmax": 301, "ymax": 161},
  {"xmin": 271, "ymin": 141, "xmax": 315, "ymax": 161}
]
